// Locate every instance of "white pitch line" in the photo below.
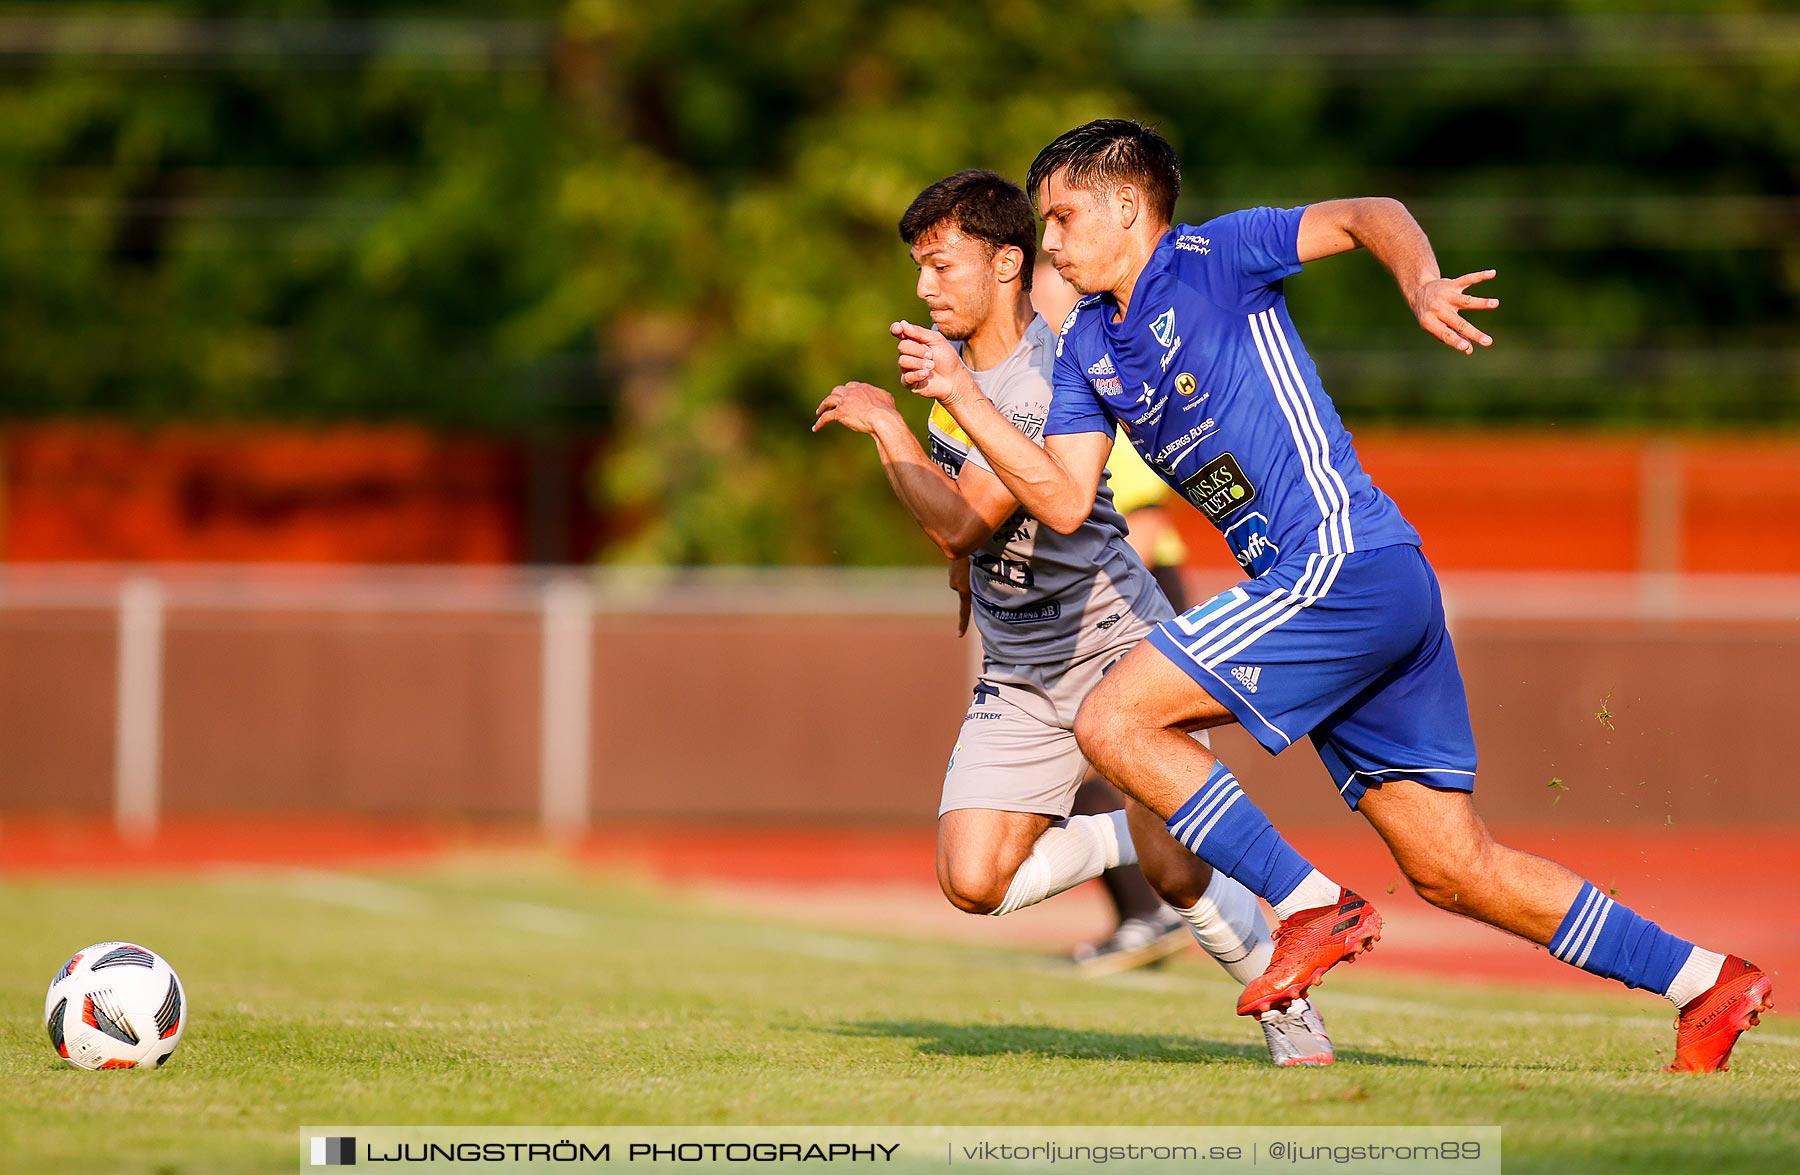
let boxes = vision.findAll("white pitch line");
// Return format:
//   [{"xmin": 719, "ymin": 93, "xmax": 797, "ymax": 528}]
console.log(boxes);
[
  {"xmin": 247, "ymin": 869, "xmax": 898, "ymax": 963},
  {"xmin": 276, "ymin": 867, "xmax": 436, "ymax": 916},
  {"xmin": 734, "ymin": 927, "xmax": 891, "ymax": 963},
  {"xmin": 481, "ymin": 897, "xmax": 595, "ymax": 939}
]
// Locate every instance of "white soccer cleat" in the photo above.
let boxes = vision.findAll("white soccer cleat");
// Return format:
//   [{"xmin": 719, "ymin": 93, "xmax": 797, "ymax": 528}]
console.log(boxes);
[{"xmin": 1257, "ymin": 997, "xmax": 1334, "ymax": 1067}]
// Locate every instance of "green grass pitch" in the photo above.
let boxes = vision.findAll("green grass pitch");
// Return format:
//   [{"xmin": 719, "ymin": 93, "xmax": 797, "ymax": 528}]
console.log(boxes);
[{"xmin": 2, "ymin": 854, "xmax": 1794, "ymax": 1174}]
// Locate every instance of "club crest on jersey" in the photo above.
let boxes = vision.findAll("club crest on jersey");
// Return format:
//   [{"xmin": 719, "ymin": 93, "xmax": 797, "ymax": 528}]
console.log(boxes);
[
  {"xmin": 1149, "ymin": 308, "xmax": 1176, "ymax": 349},
  {"xmin": 1179, "ymin": 452, "xmax": 1257, "ymax": 523}
]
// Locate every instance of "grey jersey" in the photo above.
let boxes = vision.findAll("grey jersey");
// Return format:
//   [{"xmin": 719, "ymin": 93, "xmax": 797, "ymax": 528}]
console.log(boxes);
[{"xmin": 926, "ymin": 316, "xmax": 1170, "ymax": 667}]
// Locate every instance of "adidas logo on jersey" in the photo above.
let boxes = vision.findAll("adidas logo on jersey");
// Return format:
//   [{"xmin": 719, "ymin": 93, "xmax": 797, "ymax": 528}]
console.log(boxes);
[
  {"xmin": 1087, "ymin": 354, "xmax": 1116, "ymax": 377},
  {"xmin": 1230, "ymin": 665, "xmax": 1263, "ymax": 693}
]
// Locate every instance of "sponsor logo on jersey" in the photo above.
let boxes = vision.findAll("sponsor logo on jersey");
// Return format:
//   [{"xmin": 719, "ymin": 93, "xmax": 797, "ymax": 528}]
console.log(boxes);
[
  {"xmin": 1149, "ymin": 308, "xmax": 1177, "ymax": 348},
  {"xmin": 973, "ymin": 552, "xmax": 1035, "ymax": 589},
  {"xmin": 1151, "ymin": 419, "xmax": 1219, "ymax": 471},
  {"xmin": 927, "ymin": 435, "xmax": 965, "ymax": 477},
  {"xmin": 1094, "ymin": 612, "xmax": 1123, "ymax": 631},
  {"xmin": 1179, "ymin": 452, "xmax": 1257, "ymax": 523},
  {"xmin": 1175, "ymin": 372, "xmax": 1199, "ymax": 397},
  {"xmin": 991, "ymin": 510, "xmax": 1032, "ymax": 545},
  {"xmin": 1127, "ymin": 396, "xmax": 1168, "ymax": 431},
  {"xmin": 1224, "ymin": 511, "xmax": 1281, "ymax": 576},
  {"xmin": 1008, "ymin": 409, "xmax": 1047, "ymax": 440},
  {"xmin": 974, "ymin": 599, "xmax": 1061, "ymax": 624},
  {"xmin": 1175, "ymin": 233, "xmax": 1211, "ymax": 254},
  {"xmin": 1088, "ymin": 354, "xmax": 1122, "ymax": 395}
]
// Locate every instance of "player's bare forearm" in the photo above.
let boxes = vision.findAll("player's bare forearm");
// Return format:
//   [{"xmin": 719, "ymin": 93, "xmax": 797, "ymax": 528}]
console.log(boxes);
[
  {"xmin": 815, "ymin": 380, "xmax": 993, "ymax": 557},
  {"xmin": 867, "ymin": 414, "xmax": 994, "ymax": 558},
  {"xmin": 891, "ymin": 319, "xmax": 1100, "ymax": 534},
  {"xmin": 1297, "ymin": 198, "xmax": 1500, "ymax": 355},
  {"xmin": 932, "ymin": 389, "xmax": 1094, "ymax": 535}
]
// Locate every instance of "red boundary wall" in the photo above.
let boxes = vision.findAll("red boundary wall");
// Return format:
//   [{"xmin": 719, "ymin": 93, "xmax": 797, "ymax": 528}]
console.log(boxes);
[
  {"xmin": 3, "ymin": 425, "xmax": 1799, "ymax": 571},
  {"xmin": 1170, "ymin": 431, "xmax": 1800, "ymax": 577}
]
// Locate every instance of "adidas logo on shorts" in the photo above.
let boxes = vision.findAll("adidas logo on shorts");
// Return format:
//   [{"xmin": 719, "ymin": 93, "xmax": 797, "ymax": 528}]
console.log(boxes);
[{"xmin": 1230, "ymin": 665, "xmax": 1262, "ymax": 693}]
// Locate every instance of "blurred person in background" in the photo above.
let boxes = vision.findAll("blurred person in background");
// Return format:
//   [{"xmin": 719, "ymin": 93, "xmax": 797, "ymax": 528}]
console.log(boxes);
[{"xmin": 815, "ymin": 170, "xmax": 1333, "ymax": 1065}]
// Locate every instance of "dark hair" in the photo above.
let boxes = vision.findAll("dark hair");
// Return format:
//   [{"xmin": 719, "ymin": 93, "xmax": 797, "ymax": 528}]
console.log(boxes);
[
  {"xmin": 1026, "ymin": 119, "xmax": 1180, "ymax": 224},
  {"xmin": 898, "ymin": 169, "xmax": 1036, "ymax": 291}
]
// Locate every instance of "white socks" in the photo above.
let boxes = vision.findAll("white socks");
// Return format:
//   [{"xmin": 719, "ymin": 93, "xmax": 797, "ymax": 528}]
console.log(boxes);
[
  {"xmin": 1272, "ymin": 868, "xmax": 1343, "ymax": 921},
  {"xmin": 1664, "ymin": 946, "xmax": 1728, "ymax": 1007},
  {"xmin": 1176, "ymin": 869, "xmax": 1275, "ymax": 984},
  {"xmin": 990, "ymin": 811, "xmax": 1134, "ymax": 917}
]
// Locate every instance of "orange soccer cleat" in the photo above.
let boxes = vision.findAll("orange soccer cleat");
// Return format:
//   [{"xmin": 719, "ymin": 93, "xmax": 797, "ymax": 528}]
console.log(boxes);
[
  {"xmin": 1237, "ymin": 889, "xmax": 1382, "ymax": 1017},
  {"xmin": 1666, "ymin": 955, "xmax": 1774, "ymax": 1073}
]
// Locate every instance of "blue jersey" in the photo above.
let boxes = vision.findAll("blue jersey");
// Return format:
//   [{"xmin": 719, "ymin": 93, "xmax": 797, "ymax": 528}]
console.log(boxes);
[{"xmin": 1045, "ymin": 207, "xmax": 1419, "ymax": 578}]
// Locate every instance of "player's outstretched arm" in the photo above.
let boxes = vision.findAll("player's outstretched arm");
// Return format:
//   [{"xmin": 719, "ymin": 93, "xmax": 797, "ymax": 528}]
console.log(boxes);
[
  {"xmin": 813, "ymin": 380, "xmax": 1017, "ymax": 558},
  {"xmin": 890, "ymin": 321, "xmax": 1108, "ymax": 535},
  {"xmin": 1296, "ymin": 198, "xmax": 1500, "ymax": 356}
]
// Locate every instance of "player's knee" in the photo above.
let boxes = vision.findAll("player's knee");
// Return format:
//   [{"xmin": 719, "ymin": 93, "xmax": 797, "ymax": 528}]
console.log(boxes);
[
  {"xmin": 1401, "ymin": 843, "xmax": 1492, "ymax": 911},
  {"xmin": 1405, "ymin": 869, "xmax": 1459, "ymax": 911},
  {"xmin": 1072, "ymin": 696, "xmax": 1127, "ymax": 774},
  {"xmin": 938, "ymin": 860, "xmax": 1010, "ymax": 915}
]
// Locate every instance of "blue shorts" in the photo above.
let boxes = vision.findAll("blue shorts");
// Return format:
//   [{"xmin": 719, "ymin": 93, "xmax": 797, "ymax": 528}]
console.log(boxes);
[{"xmin": 1145, "ymin": 544, "xmax": 1477, "ymax": 808}]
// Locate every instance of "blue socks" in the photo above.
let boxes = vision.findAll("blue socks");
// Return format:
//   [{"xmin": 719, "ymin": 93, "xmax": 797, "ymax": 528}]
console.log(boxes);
[
  {"xmin": 1167, "ymin": 769, "xmax": 1701, "ymax": 1000},
  {"xmin": 1165, "ymin": 761, "xmax": 1316, "ymax": 907},
  {"xmin": 1550, "ymin": 881, "xmax": 1695, "ymax": 994}
]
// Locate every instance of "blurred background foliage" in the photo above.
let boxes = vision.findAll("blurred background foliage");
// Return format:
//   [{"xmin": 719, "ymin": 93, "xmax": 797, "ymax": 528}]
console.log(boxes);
[{"xmin": 0, "ymin": 2, "xmax": 1795, "ymax": 562}]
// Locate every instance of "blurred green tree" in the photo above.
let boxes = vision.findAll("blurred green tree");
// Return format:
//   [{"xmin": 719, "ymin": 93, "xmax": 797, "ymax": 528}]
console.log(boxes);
[
  {"xmin": 0, "ymin": 2, "xmax": 1794, "ymax": 563},
  {"xmin": 0, "ymin": 1, "xmax": 583, "ymax": 428},
  {"xmin": 546, "ymin": 0, "xmax": 1167, "ymax": 563}
]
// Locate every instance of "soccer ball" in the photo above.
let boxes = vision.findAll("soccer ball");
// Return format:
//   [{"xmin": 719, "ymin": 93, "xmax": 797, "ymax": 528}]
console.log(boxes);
[{"xmin": 44, "ymin": 942, "xmax": 186, "ymax": 1070}]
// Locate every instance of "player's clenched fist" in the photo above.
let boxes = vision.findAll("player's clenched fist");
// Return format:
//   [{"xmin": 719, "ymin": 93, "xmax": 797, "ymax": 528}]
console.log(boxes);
[
  {"xmin": 891, "ymin": 320, "xmax": 979, "ymax": 405},
  {"xmin": 1412, "ymin": 269, "xmax": 1499, "ymax": 355}
]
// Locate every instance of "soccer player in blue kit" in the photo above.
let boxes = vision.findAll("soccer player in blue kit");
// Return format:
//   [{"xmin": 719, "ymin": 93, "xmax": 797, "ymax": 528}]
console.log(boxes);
[{"xmin": 893, "ymin": 120, "xmax": 1772, "ymax": 1072}]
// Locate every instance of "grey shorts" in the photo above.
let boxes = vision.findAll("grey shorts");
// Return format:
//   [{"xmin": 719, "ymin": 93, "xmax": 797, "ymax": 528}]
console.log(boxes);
[{"xmin": 938, "ymin": 631, "xmax": 1209, "ymax": 818}]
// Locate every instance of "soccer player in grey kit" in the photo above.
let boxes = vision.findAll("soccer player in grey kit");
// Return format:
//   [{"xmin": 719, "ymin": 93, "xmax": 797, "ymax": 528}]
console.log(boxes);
[{"xmin": 815, "ymin": 169, "xmax": 1333, "ymax": 1065}]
